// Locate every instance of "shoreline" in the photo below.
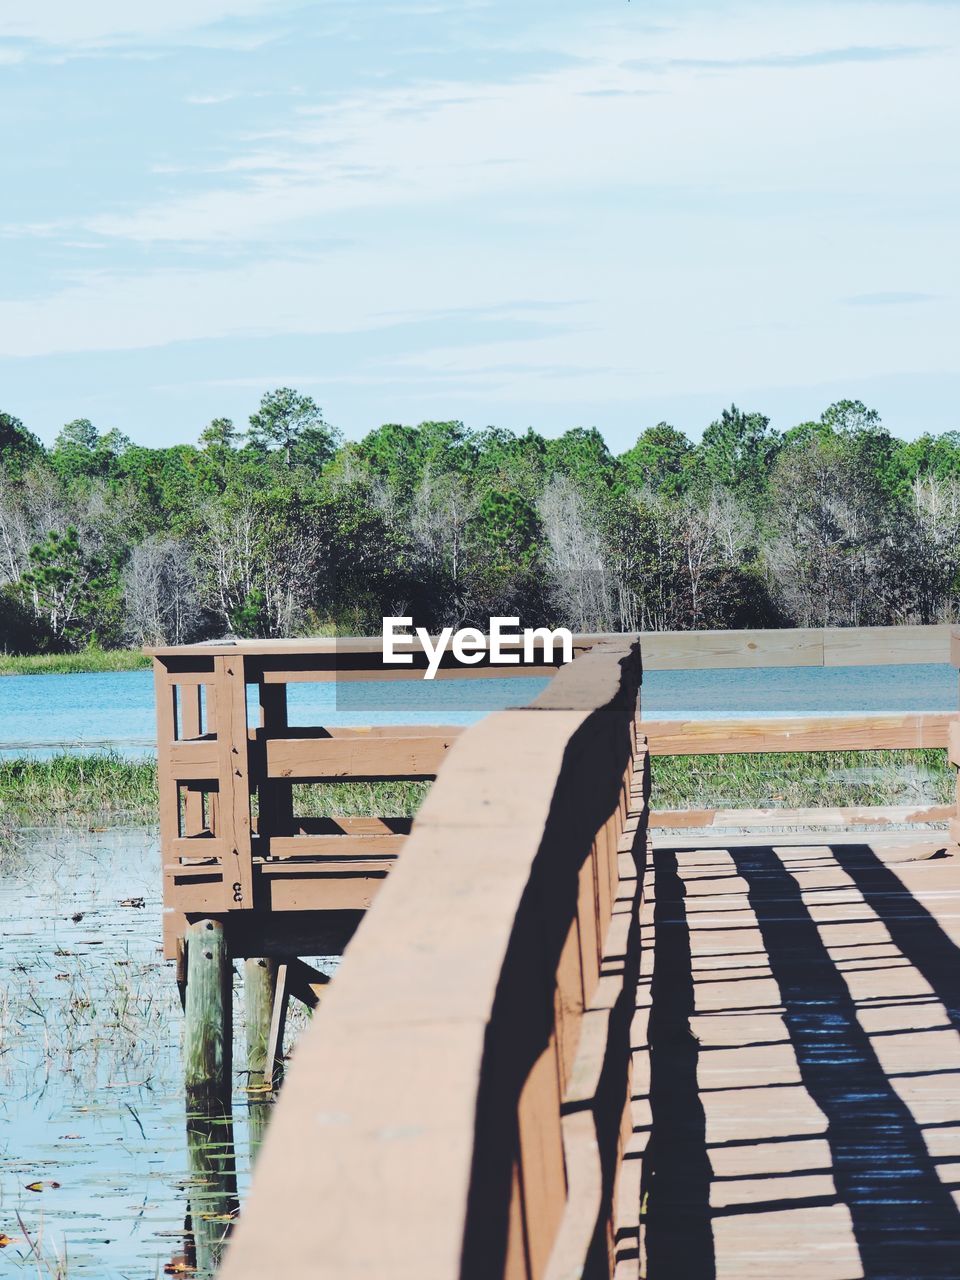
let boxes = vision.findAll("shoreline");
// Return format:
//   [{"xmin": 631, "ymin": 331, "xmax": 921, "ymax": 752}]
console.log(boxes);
[{"xmin": 0, "ymin": 650, "xmax": 151, "ymax": 677}]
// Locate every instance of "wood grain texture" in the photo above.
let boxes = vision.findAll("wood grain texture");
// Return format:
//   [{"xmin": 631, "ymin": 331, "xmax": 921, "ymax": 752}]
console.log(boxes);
[
  {"xmin": 266, "ymin": 733, "xmax": 458, "ymax": 779},
  {"xmin": 649, "ymin": 803, "xmax": 954, "ymax": 829},
  {"xmin": 213, "ymin": 655, "xmax": 255, "ymax": 909},
  {"xmin": 150, "ymin": 624, "xmax": 952, "ymax": 672},
  {"xmin": 643, "ymin": 712, "xmax": 953, "ymax": 755},
  {"xmin": 634, "ymin": 836, "xmax": 960, "ymax": 1278}
]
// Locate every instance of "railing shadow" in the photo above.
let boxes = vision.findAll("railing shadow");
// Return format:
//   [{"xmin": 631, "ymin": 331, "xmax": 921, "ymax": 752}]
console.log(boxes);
[
  {"xmin": 730, "ymin": 844, "xmax": 960, "ymax": 1279},
  {"xmin": 831, "ymin": 843, "xmax": 960, "ymax": 1028},
  {"xmin": 643, "ymin": 848, "xmax": 716, "ymax": 1279}
]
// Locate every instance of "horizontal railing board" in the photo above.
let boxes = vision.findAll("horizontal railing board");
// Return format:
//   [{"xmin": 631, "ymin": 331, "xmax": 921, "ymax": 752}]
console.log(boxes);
[
  {"xmin": 649, "ymin": 804, "xmax": 954, "ymax": 829},
  {"xmin": 267, "ymin": 835, "xmax": 406, "ymax": 858},
  {"xmin": 148, "ymin": 635, "xmax": 601, "ymax": 659},
  {"xmin": 261, "ymin": 663, "xmax": 563, "ymax": 683},
  {"xmin": 265, "ymin": 872, "xmax": 389, "ymax": 913},
  {"xmin": 152, "ymin": 625, "xmax": 955, "ymax": 674},
  {"xmin": 294, "ymin": 816, "xmax": 413, "ymax": 836},
  {"xmin": 643, "ymin": 712, "xmax": 953, "ymax": 755},
  {"xmin": 266, "ymin": 733, "xmax": 457, "ymax": 780},
  {"xmin": 169, "ymin": 739, "xmax": 220, "ymax": 776},
  {"xmin": 640, "ymin": 624, "xmax": 952, "ymax": 670},
  {"xmin": 260, "ymin": 859, "xmax": 395, "ymax": 876}
]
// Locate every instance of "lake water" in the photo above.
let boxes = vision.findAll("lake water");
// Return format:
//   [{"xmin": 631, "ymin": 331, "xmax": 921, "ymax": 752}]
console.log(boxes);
[
  {"xmin": 0, "ymin": 664, "xmax": 956, "ymax": 756},
  {"xmin": 0, "ymin": 825, "xmax": 274, "ymax": 1279}
]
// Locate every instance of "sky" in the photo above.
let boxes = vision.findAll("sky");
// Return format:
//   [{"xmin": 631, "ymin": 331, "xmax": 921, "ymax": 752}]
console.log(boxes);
[{"xmin": 0, "ymin": 0, "xmax": 957, "ymax": 452}]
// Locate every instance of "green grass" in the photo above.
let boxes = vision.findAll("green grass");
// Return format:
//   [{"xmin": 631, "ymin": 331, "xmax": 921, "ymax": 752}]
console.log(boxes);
[
  {"xmin": 290, "ymin": 781, "xmax": 429, "ymax": 818},
  {"xmin": 0, "ymin": 648, "xmax": 151, "ymax": 676},
  {"xmin": 0, "ymin": 754, "xmax": 427, "ymax": 827},
  {"xmin": 0, "ymin": 748, "xmax": 947, "ymax": 829},
  {"xmin": 0, "ymin": 753, "xmax": 158, "ymax": 822},
  {"xmin": 652, "ymin": 749, "xmax": 953, "ymax": 812}
]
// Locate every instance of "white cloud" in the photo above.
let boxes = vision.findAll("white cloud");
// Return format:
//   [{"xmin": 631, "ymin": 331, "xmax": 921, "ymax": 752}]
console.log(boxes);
[
  {"xmin": 57, "ymin": 1, "xmax": 956, "ymax": 250},
  {"xmin": 0, "ymin": 0, "xmax": 295, "ymax": 49},
  {"xmin": 1, "ymin": 0, "xmax": 957, "ymax": 429}
]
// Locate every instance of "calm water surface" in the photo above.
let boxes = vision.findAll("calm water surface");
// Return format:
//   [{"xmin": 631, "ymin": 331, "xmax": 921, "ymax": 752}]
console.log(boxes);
[
  {"xmin": 0, "ymin": 664, "xmax": 955, "ymax": 756},
  {"xmin": 0, "ymin": 826, "xmax": 275, "ymax": 1278}
]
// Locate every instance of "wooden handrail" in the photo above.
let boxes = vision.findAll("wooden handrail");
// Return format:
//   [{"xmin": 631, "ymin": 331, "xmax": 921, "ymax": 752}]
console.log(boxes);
[
  {"xmin": 219, "ymin": 640, "xmax": 649, "ymax": 1280},
  {"xmin": 149, "ymin": 622, "xmax": 956, "ymax": 669}
]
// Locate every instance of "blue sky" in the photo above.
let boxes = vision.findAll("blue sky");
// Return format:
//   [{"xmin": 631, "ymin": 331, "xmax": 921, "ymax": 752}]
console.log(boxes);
[{"xmin": 0, "ymin": 0, "xmax": 957, "ymax": 451}]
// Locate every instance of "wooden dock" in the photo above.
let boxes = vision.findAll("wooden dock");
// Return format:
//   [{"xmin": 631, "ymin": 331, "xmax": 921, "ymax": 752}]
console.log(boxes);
[
  {"xmin": 148, "ymin": 624, "xmax": 960, "ymax": 1278},
  {"xmin": 636, "ymin": 833, "xmax": 960, "ymax": 1278}
]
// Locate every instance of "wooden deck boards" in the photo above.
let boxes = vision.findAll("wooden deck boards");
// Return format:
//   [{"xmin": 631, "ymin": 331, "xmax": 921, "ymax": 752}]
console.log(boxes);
[{"xmin": 635, "ymin": 834, "xmax": 960, "ymax": 1279}]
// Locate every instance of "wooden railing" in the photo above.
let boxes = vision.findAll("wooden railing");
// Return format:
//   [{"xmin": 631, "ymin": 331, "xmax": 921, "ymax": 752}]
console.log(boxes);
[
  {"xmin": 150, "ymin": 623, "xmax": 960, "ymax": 1275},
  {"xmin": 150, "ymin": 634, "xmax": 598, "ymax": 960},
  {"xmin": 151, "ymin": 624, "xmax": 960, "ymax": 958},
  {"xmin": 218, "ymin": 639, "xmax": 649, "ymax": 1280},
  {"xmin": 641, "ymin": 623, "xmax": 960, "ymax": 836}
]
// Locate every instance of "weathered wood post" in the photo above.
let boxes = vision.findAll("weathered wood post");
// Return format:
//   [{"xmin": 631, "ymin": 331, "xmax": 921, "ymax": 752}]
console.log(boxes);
[
  {"xmin": 244, "ymin": 957, "xmax": 281, "ymax": 1088},
  {"xmin": 184, "ymin": 918, "xmax": 233, "ymax": 1103}
]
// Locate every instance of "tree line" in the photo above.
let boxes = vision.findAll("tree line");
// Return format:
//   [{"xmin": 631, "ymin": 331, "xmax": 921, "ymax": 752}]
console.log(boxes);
[{"xmin": 1, "ymin": 390, "xmax": 959, "ymax": 651}]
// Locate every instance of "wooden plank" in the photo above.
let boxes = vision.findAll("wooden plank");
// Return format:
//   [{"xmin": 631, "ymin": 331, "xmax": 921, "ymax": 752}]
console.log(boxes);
[
  {"xmin": 649, "ymin": 804, "xmax": 954, "ymax": 829},
  {"xmin": 170, "ymin": 738, "xmax": 220, "ymax": 778},
  {"xmin": 265, "ymin": 874, "xmax": 386, "ymax": 912},
  {"xmin": 643, "ymin": 712, "xmax": 953, "ymax": 755},
  {"xmin": 148, "ymin": 635, "xmax": 598, "ymax": 659},
  {"xmin": 268, "ymin": 835, "xmax": 405, "ymax": 859},
  {"xmin": 153, "ymin": 662, "xmax": 180, "ymax": 851},
  {"xmin": 293, "ymin": 816, "xmax": 413, "ymax": 836},
  {"xmin": 639, "ymin": 628, "xmax": 824, "ymax": 670},
  {"xmin": 823, "ymin": 624, "xmax": 950, "ymax": 666},
  {"xmin": 150, "ymin": 625, "xmax": 953, "ymax": 670},
  {"xmin": 280, "ymin": 725, "xmax": 461, "ymax": 739},
  {"xmin": 171, "ymin": 837, "xmax": 226, "ymax": 860},
  {"xmin": 166, "ymin": 859, "xmax": 224, "ymax": 876},
  {"xmin": 168, "ymin": 876, "xmax": 229, "ymax": 913},
  {"xmin": 257, "ymin": 860, "xmax": 396, "ymax": 880},
  {"xmin": 261, "ymin": 663, "xmax": 562, "ymax": 683},
  {"xmin": 267, "ymin": 733, "xmax": 457, "ymax": 779}
]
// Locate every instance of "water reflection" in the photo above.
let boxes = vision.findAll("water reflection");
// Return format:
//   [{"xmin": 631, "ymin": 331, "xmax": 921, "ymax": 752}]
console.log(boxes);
[{"xmin": 183, "ymin": 1106, "xmax": 240, "ymax": 1276}]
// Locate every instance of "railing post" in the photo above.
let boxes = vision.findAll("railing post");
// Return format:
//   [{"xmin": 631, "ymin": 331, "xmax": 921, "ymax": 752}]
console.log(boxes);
[{"xmin": 213, "ymin": 654, "xmax": 255, "ymax": 910}]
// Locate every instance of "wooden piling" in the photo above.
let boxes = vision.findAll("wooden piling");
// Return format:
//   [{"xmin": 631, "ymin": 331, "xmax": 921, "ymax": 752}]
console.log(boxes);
[
  {"xmin": 184, "ymin": 918, "xmax": 232, "ymax": 1103},
  {"xmin": 244, "ymin": 957, "xmax": 280, "ymax": 1088}
]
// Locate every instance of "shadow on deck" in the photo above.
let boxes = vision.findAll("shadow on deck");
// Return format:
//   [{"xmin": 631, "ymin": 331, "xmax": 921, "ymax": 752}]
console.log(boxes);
[{"xmin": 640, "ymin": 836, "xmax": 960, "ymax": 1280}]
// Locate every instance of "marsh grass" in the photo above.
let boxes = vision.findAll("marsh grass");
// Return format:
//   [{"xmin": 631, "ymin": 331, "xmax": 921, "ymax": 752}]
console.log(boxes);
[
  {"xmin": 0, "ymin": 754, "xmax": 428, "ymax": 837},
  {"xmin": 652, "ymin": 748, "xmax": 953, "ymax": 811},
  {"xmin": 0, "ymin": 649, "xmax": 150, "ymax": 676},
  {"xmin": 288, "ymin": 780, "xmax": 429, "ymax": 818},
  {"xmin": 0, "ymin": 748, "xmax": 950, "ymax": 829},
  {"xmin": 0, "ymin": 753, "xmax": 158, "ymax": 824}
]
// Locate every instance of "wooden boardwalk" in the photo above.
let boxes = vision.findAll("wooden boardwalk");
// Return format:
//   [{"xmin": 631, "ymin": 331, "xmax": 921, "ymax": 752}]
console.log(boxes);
[
  {"xmin": 151, "ymin": 626, "xmax": 960, "ymax": 1279},
  {"xmin": 635, "ymin": 833, "xmax": 960, "ymax": 1279}
]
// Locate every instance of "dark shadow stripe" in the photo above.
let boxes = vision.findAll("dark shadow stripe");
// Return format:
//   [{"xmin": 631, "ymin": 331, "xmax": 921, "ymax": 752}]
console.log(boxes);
[
  {"xmin": 731, "ymin": 845, "xmax": 960, "ymax": 1280},
  {"xmin": 831, "ymin": 844, "xmax": 960, "ymax": 1029},
  {"xmin": 643, "ymin": 849, "xmax": 716, "ymax": 1279}
]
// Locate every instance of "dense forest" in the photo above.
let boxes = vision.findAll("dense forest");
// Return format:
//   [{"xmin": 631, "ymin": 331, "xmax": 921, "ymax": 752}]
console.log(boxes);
[{"xmin": 1, "ymin": 390, "xmax": 959, "ymax": 651}]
